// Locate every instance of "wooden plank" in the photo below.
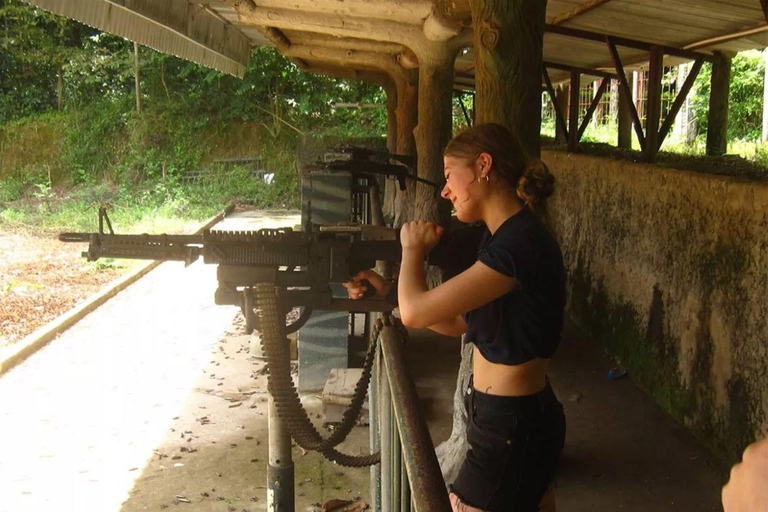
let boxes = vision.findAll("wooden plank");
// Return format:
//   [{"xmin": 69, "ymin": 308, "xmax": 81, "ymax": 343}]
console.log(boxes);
[
  {"xmin": 544, "ymin": 60, "xmax": 618, "ymax": 79},
  {"xmin": 657, "ymin": 58, "xmax": 704, "ymax": 149},
  {"xmin": 760, "ymin": 0, "xmax": 767, "ymax": 22},
  {"xmin": 543, "ymin": 67, "xmax": 570, "ymax": 141},
  {"xmin": 643, "ymin": 45, "xmax": 664, "ymax": 162},
  {"xmin": 578, "ymin": 77, "xmax": 608, "ymax": 140},
  {"xmin": 707, "ymin": 52, "xmax": 732, "ymax": 156},
  {"xmin": 683, "ymin": 22, "xmax": 768, "ymax": 50},
  {"xmin": 569, "ymin": 70, "xmax": 581, "ymax": 151},
  {"xmin": 607, "ymin": 37, "xmax": 645, "ymax": 148},
  {"xmin": 551, "ymin": 0, "xmax": 616, "ymax": 25}
]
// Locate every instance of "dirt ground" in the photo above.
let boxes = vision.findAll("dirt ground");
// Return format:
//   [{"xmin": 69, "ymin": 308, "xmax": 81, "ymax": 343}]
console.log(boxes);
[{"xmin": 0, "ymin": 231, "xmax": 127, "ymax": 349}]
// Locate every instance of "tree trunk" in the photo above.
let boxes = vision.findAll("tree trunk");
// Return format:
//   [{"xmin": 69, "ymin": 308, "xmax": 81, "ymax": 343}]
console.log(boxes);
[
  {"xmin": 134, "ymin": 42, "xmax": 142, "ymax": 113},
  {"xmin": 57, "ymin": 66, "xmax": 64, "ymax": 109},
  {"xmin": 413, "ymin": 44, "xmax": 456, "ymax": 225},
  {"xmin": 471, "ymin": 0, "xmax": 547, "ymax": 157},
  {"xmin": 394, "ymin": 77, "xmax": 418, "ymax": 227}
]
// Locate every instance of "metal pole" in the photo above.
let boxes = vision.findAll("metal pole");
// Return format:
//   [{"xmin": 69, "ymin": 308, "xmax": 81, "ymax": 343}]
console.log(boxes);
[
  {"xmin": 392, "ymin": 401, "xmax": 402, "ymax": 512},
  {"xmin": 380, "ymin": 326, "xmax": 452, "ymax": 512},
  {"xmin": 379, "ymin": 350, "xmax": 393, "ymax": 512},
  {"xmin": 268, "ymin": 395, "xmax": 295, "ymax": 512}
]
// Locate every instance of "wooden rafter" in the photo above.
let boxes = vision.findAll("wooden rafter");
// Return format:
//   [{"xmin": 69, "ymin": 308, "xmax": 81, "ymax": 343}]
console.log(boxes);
[
  {"xmin": 762, "ymin": 0, "xmax": 768, "ymax": 23},
  {"xmin": 683, "ymin": 22, "xmax": 768, "ymax": 51},
  {"xmin": 542, "ymin": 68, "xmax": 569, "ymax": 141},
  {"xmin": 544, "ymin": 60, "xmax": 618, "ymax": 79},
  {"xmin": 551, "ymin": 0, "xmax": 615, "ymax": 25},
  {"xmin": 606, "ymin": 37, "xmax": 645, "ymax": 148},
  {"xmin": 657, "ymin": 58, "xmax": 704, "ymax": 149},
  {"xmin": 547, "ymin": 24, "xmax": 715, "ymax": 63},
  {"xmin": 578, "ymin": 78, "xmax": 609, "ymax": 140}
]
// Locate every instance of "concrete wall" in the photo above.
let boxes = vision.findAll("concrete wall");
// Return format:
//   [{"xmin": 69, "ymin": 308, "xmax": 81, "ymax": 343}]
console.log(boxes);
[{"xmin": 543, "ymin": 150, "xmax": 768, "ymax": 462}]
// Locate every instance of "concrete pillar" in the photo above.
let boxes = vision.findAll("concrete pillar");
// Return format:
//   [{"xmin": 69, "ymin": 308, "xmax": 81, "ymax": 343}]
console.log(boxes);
[{"xmin": 707, "ymin": 51, "xmax": 731, "ymax": 157}]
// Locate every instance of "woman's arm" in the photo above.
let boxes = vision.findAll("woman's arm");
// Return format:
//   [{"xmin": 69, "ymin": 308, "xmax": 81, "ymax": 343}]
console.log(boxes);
[
  {"xmin": 398, "ymin": 222, "xmax": 516, "ymax": 329},
  {"xmin": 426, "ymin": 315, "xmax": 467, "ymax": 337}
]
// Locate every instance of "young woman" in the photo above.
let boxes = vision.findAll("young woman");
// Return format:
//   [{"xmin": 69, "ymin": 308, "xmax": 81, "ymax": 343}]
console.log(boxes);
[{"xmin": 345, "ymin": 123, "xmax": 566, "ymax": 512}]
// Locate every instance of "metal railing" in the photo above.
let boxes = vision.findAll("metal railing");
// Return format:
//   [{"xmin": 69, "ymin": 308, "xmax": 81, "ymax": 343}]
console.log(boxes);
[{"xmin": 367, "ymin": 180, "xmax": 451, "ymax": 512}]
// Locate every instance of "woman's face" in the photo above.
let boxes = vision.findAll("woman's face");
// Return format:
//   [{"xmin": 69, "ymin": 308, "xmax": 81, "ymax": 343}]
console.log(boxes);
[{"xmin": 441, "ymin": 155, "xmax": 482, "ymax": 222}]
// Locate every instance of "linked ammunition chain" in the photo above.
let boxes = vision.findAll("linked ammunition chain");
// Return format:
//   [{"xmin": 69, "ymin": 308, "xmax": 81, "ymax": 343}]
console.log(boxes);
[{"xmin": 256, "ymin": 283, "xmax": 405, "ymax": 467}]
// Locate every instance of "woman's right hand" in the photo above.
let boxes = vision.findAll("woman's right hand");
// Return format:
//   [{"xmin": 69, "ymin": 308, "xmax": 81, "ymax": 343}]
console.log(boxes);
[
  {"xmin": 400, "ymin": 220, "xmax": 444, "ymax": 253},
  {"xmin": 343, "ymin": 270, "xmax": 391, "ymax": 300}
]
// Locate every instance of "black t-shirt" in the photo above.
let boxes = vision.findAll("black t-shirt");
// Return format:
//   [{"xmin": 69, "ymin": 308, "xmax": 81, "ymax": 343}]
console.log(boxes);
[{"xmin": 462, "ymin": 208, "xmax": 565, "ymax": 365}]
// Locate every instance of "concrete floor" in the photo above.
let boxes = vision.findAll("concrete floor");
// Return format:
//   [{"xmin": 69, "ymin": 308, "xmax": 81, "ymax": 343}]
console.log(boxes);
[{"xmin": 0, "ymin": 209, "xmax": 729, "ymax": 511}]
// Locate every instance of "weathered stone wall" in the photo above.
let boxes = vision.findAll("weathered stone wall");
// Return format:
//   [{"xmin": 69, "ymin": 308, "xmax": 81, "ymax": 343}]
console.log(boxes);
[{"xmin": 543, "ymin": 150, "xmax": 768, "ymax": 463}]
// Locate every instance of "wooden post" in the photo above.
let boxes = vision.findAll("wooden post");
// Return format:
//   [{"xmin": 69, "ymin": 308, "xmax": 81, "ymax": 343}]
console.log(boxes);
[
  {"xmin": 568, "ymin": 70, "xmax": 580, "ymax": 151},
  {"xmin": 413, "ymin": 45, "xmax": 455, "ymax": 225},
  {"xmin": 762, "ymin": 49, "xmax": 768, "ymax": 142},
  {"xmin": 383, "ymin": 81, "xmax": 398, "ymax": 223},
  {"xmin": 471, "ymin": 0, "xmax": 547, "ymax": 156},
  {"xmin": 618, "ymin": 80, "xmax": 632, "ymax": 149},
  {"xmin": 394, "ymin": 77, "xmax": 418, "ymax": 227},
  {"xmin": 644, "ymin": 45, "xmax": 664, "ymax": 161},
  {"xmin": 555, "ymin": 84, "xmax": 569, "ymax": 144},
  {"xmin": 134, "ymin": 42, "xmax": 142, "ymax": 113},
  {"xmin": 707, "ymin": 51, "xmax": 731, "ymax": 156},
  {"xmin": 57, "ymin": 66, "xmax": 64, "ymax": 109}
]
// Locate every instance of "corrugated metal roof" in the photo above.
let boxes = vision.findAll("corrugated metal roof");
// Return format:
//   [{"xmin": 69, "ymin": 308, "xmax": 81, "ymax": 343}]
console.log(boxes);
[{"xmin": 21, "ymin": 0, "xmax": 251, "ymax": 77}]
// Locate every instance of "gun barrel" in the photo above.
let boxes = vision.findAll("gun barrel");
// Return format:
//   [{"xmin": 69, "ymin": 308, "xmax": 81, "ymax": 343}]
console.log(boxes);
[{"xmin": 59, "ymin": 233, "xmax": 92, "ymax": 243}]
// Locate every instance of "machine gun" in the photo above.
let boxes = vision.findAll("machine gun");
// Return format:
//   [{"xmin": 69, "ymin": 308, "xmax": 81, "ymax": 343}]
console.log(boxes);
[
  {"xmin": 59, "ymin": 208, "xmax": 473, "ymax": 333},
  {"xmin": 307, "ymin": 144, "xmax": 442, "ymax": 195}
]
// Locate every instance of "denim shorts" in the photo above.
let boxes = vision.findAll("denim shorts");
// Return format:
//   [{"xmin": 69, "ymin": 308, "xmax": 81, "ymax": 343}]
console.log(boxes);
[{"xmin": 450, "ymin": 377, "xmax": 566, "ymax": 512}]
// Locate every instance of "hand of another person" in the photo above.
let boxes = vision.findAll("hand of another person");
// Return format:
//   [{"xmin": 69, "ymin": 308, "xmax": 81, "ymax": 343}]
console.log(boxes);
[
  {"xmin": 343, "ymin": 270, "xmax": 391, "ymax": 301},
  {"xmin": 400, "ymin": 220, "xmax": 444, "ymax": 253},
  {"xmin": 722, "ymin": 437, "xmax": 768, "ymax": 512}
]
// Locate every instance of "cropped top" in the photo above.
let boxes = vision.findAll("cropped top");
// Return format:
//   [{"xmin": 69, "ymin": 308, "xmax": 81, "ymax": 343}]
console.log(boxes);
[{"xmin": 462, "ymin": 208, "xmax": 565, "ymax": 365}]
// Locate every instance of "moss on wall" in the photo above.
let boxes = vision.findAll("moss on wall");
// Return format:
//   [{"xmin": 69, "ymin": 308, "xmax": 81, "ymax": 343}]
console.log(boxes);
[{"xmin": 546, "ymin": 151, "xmax": 768, "ymax": 464}]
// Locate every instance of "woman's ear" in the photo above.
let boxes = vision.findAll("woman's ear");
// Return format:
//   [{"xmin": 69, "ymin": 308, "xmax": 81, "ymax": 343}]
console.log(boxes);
[{"xmin": 477, "ymin": 152, "xmax": 493, "ymax": 177}]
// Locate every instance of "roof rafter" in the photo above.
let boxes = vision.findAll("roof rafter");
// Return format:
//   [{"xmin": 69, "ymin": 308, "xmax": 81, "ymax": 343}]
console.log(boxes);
[
  {"xmin": 546, "ymin": 23, "xmax": 715, "ymax": 63},
  {"xmin": 683, "ymin": 22, "xmax": 768, "ymax": 50},
  {"xmin": 551, "ymin": 0, "xmax": 615, "ymax": 25}
]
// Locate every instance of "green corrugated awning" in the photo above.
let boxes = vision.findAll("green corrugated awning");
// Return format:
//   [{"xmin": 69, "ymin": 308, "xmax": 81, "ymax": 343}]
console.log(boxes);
[{"xmin": 21, "ymin": 0, "xmax": 251, "ymax": 77}]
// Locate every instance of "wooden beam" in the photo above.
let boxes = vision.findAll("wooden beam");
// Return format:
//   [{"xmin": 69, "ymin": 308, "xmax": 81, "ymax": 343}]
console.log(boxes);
[
  {"xmin": 551, "ymin": 0, "xmax": 615, "ymax": 25},
  {"xmin": 762, "ymin": 0, "xmax": 768, "ymax": 23},
  {"xmin": 578, "ymin": 78, "xmax": 608, "ymax": 140},
  {"xmin": 281, "ymin": 45, "xmax": 414, "ymax": 84},
  {"xmin": 568, "ymin": 70, "xmax": 581, "ymax": 151},
  {"xmin": 607, "ymin": 37, "xmax": 645, "ymax": 148},
  {"xmin": 643, "ymin": 45, "xmax": 664, "ymax": 162},
  {"xmin": 617, "ymin": 81, "xmax": 632, "ymax": 149},
  {"xmin": 542, "ymin": 68, "xmax": 569, "ymax": 141},
  {"xmin": 544, "ymin": 60, "xmax": 618, "ymax": 79},
  {"xmin": 546, "ymin": 24, "xmax": 715, "ymax": 63},
  {"xmin": 288, "ymin": 33, "xmax": 405, "ymax": 55},
  {"xmin": 683, "ymin": 22, "xmax": 768, "ymax": 51},
  {"xmin": 707, "ymin": 52, "xmax": 732, "ymax": 156},
  {"xmin": 424, "ymin": 0, "xmax": 471, "ymax": 41},
  {"xmin": 261, "ymin": 26, "xmax": 291, "ymax": 51},
  {"xmin": 657, "ymin": 58, "xmax": 704, "ymax": 149}
]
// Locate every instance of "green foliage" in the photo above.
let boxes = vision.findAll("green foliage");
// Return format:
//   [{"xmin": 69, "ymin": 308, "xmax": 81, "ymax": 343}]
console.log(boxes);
[{"xmin": 692, "ymin": 50, "xmax": 766, "ymax": 141}]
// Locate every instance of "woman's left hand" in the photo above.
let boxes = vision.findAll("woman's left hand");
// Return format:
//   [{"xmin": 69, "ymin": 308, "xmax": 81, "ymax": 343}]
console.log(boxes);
[{"xmin": 400, "ymin": 220, "xmax": 444, "ymax": 254}]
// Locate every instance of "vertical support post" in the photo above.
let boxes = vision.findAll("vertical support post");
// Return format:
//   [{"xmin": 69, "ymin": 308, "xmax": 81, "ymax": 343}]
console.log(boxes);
[
  {"xmin": 644, "ymin": 45, "xmax": 664, "ymax": 162},
  {"xmin": 413, "ymin": 45, "xmax": 456, "ymax": 225},
  {"xmin": 394, "ymin": 78, "xmax": 418, "ymax": 227},
  {"xmin": 555, "ymin": 84, "xmax": 569, "ymax": 144},
  {"xmin": 383, "ymin": 81, "xmax": 398, "ymax": 224},
  {"xmin": 268, "ymin": 396, "xmax": 295, "ymax": 512},
  {"xmin": 472, "ymin": 0, "xmax": 547, "ymax": 156},
  {"xmin": 618, "ymin": 80, "xmax": 633, "ymax": 149},
  {"xmin": 763, "ymin": 49, "xmax": 768, "ymax": 142},
  {"xmin": 369, "ymin": 340, "xmax": 381, "ymax": 512},
  {"xmin": 707, "ymin": 51, "xmax": 731, "ymax": 157},
  {"xmin": 568, "ymin": 70, "xmax": 580, "ymax": 151}
]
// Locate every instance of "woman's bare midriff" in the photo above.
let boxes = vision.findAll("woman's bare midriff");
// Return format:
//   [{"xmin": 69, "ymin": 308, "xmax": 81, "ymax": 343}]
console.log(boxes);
[{"xmin": 471, "ymin": 346, "xmax": 550, "ymax": 396}]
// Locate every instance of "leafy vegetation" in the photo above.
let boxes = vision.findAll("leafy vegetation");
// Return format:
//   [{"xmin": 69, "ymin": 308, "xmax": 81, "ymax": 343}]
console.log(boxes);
[{"xmin": 0, "ymin": 0, "xmax": 390, "ymax": 234}]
